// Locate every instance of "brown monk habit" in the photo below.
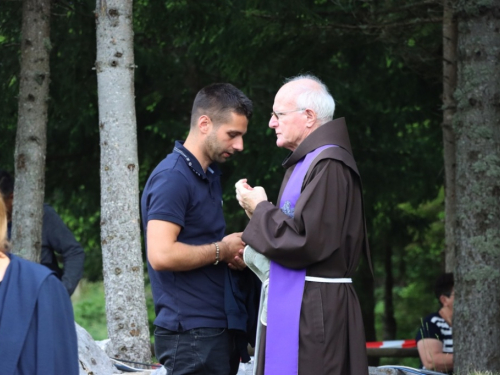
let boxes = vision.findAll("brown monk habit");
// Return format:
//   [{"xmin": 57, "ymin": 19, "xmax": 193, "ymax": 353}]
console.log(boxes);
[{"xmin": 242, "ymin": 118, "xmax": 372, "ymax": 375}]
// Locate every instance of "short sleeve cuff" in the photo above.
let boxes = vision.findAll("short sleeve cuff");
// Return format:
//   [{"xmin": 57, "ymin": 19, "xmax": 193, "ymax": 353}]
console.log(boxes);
[{"xmin": 147, "ymin": 214, "xmax": 185, "ymax": 228}]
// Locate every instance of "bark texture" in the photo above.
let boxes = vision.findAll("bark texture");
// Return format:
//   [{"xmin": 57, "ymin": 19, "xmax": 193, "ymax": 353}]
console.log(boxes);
[
  {"xmin": 442, "ymin": 0, "xmax": 458, "ymax": 272},
  {"xmin": 95, "ymin": 0, "xmax": 151, "ymax": 363},
  {"xmin": 454, "ymin": 0, "xmax": 500, "ymax": 372},
  {"xmin": 383, "ymin": 244, "xmax": 396, "ymax": 341},
  {"xmin": 356, "ymin": 258, "xmax": 379, "ymax": 366},
  {"xmin": 11, "ymin": 0, "xmax": 51, "ymax": 262}
]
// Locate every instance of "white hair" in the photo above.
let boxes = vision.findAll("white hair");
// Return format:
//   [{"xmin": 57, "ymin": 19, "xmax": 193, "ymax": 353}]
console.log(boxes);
[{"xmin": 285, "ymin": 74, "xmax": 335, "ymax": 125}]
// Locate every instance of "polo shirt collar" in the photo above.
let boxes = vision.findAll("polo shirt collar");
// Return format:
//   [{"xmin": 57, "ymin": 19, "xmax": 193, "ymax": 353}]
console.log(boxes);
[{"xmin": 173, "ymin": 141, "xmax": 221, "ymax": 180}]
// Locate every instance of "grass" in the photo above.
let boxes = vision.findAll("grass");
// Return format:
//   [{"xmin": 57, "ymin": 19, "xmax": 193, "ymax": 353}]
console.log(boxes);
[{"xmin": 71, "ymin": 280, "xmax": 108, "ymax": 340}]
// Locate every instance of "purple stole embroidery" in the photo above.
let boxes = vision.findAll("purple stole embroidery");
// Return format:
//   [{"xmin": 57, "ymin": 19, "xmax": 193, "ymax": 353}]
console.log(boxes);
[{"xmin": 265, "ymin": 145, "xmax": 336, "ymax": 375}]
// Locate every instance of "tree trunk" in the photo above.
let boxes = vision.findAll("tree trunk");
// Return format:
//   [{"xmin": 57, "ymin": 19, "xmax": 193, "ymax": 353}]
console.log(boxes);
[
  {"xmin": 11, "ymin": 0, "xmax": 51, "ymax": 262},
  {"xmin": 454, "ymin": 0, "xmax": 500, "ymax": 372},
  {"xmin": 356, "ymin": 257, "xmax": 379, "ymax": 366},
  {"xmin": 95, "ymin": 0, "xmax": 151, "ymax": 363},
  {"xmin": 383, "ymin": 243, "xmax": 396, "ymax": 340},
  {"xmin": 442, "ymin": 0, "xmax": 458, "ymax": 273}
]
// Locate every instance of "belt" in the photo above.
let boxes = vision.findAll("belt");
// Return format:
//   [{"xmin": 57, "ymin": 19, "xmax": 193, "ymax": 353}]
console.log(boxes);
[{"xmin": 305, "ymin": 276, "xmax": 352, "ymax": 283}]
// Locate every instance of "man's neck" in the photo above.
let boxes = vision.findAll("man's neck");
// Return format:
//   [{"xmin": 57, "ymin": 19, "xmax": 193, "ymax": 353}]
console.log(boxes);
[
  {"xmin": 183, "ymin": 136, "xmax": 210, "ymax": 172},
  {"xmin": 439, "ymin": 307, "xmax": 453, "ymax": 326}
]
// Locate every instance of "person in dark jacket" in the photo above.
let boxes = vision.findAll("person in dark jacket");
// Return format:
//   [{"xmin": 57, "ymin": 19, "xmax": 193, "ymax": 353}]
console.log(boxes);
[
  {"xmin": 0, "ymin": 169, "xmax": 84, "ymax": 295},
  {"xmin": 0, "ymin": 190, "xmax": 79, "ymax": 375}
]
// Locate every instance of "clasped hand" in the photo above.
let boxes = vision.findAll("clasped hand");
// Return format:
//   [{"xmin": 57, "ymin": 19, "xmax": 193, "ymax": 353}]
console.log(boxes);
[{"xmin": 235, "ymin": 179, "xmax": 268, "ymax": 218}]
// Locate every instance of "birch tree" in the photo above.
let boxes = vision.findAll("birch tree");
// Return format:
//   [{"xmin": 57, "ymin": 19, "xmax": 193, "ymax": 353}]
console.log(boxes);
[
  {"xmin": 95, "ymin": 0, "xmax": 151, "ymax": 362},
  {"xmin": 454, "ymin": 0, "xmax": 500, "ymax": 371},
  {"xmin": 11, "ymin": 0, "xmax": 51, "ymax": 262}
]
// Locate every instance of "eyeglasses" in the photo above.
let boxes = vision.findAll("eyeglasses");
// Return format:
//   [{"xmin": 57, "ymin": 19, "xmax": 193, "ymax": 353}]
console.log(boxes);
[{"xmin": 271, "ymin": 108, "xmax": 305, "ymax": 120}]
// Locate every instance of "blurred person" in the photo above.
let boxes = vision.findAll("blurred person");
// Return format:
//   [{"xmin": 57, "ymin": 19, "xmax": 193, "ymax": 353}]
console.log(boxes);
[
  {"xmin": 0, "ymin": 190, "xmax": 79, "ymax": 374},
  {"xmin": 416, "ymin": 272, "xmax": 454, "ymax": 374},
  {"xmin": 236, "ymin": 74, "xmax": 372, "ymax": 375},
  {"xmin": 141, "ymin": 83, "xmax": 254, "ymax": 375},
  {"xmin": 0, "ymin": 169, "xmax": 84, "ymax": 295}
]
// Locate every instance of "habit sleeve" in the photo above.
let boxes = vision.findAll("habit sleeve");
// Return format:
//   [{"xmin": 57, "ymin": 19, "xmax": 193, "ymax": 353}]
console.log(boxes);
[{"xmin": 242, "ymin": 158, "xmax": 363, "ymax": 270}]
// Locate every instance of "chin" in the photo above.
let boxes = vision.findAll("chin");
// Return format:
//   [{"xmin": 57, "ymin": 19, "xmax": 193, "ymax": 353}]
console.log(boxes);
[
  {"xmin": 276, "ymin": 141, "xmax": 288, "ymax": 149},
  {"xmin": 218, "ymin": 154, "xmax": 232, "ymax": 163}
]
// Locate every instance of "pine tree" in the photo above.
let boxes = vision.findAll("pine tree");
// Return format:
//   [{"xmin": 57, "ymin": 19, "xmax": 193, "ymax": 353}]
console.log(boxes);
[{"xmin": 454, "ymin": 0, "xmax": 500, "ymax": 371}]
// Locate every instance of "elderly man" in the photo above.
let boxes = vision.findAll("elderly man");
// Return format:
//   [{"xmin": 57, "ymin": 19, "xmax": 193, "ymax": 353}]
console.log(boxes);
[{"xmin": 236, "ymin": 74, "xmax": 372, "ymax": 375}]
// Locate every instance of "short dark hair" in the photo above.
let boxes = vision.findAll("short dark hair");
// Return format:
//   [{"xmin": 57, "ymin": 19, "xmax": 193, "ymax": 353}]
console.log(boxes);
[
  {"xmin": 0, "ymin": 169, "xmax": 14, "ymax": 197},
  {"xmin": 435, "ymin": 272, "xmax": 454, "ymax": 302},
  {"xmin": 190, "ymin": 83, "xmax": 253, "ymax": 127}
]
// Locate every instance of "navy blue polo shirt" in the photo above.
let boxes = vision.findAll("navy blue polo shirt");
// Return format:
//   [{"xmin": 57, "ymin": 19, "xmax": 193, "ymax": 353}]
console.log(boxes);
[{"xmin": 141, "ymin": 141, "xmax": 227, "ymax": 331}]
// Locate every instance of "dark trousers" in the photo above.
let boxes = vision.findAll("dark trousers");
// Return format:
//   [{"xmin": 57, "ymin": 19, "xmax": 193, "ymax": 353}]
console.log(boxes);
[{"xmin": 154, "ymin": 326, "xmax": 240, "ymax": 375}]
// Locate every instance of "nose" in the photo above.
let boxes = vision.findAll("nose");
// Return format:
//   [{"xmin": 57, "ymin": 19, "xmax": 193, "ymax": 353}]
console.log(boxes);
[
  {"xmin": 233, "ymin": 136, "xmax": 244, "ymax": 152},
  {"xmin": 269, "ymin": 116, "xmax": 278, "ymax": 128}
]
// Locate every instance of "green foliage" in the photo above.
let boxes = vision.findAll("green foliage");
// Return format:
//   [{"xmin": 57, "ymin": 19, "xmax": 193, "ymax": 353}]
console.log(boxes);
[
  {"xmin": 372, "ymin": 189, "xmax": 444, "ymax": 367},
  {"xmin": 57, "ymin": 202, "xmax": 102, "ymax": 281},
  {"xmin": 0, "ymin": 2, "xmax": 21, "ymax": 170},
  {"xmin": 373, "ymin": 188, "xmax": 444, "ymax": 367}
]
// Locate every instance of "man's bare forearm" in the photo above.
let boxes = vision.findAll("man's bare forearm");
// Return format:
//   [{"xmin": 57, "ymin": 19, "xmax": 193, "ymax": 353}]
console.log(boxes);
[{"xmin": 148, "ymin": 241, "xmax": 220, "ymax": 271}]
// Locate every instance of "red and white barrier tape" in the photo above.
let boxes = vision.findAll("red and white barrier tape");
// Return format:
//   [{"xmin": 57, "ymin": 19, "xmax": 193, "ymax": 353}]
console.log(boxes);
[{"xmin": 366, "ymin": 339, "xmax": 416, "ymax": 349}]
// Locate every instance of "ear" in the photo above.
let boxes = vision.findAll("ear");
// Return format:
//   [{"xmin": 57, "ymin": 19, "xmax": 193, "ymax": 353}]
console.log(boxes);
[
  {"xmin": 197, "ymin": 115, "xmax": 212, "ymax": 135},
  {"xmin": 440, "ymin": 294, "xmax": 453, "ymax": 308},
  {"xmin": 304, "ymin": 109, "xmax": 317, "ymax": 128}
]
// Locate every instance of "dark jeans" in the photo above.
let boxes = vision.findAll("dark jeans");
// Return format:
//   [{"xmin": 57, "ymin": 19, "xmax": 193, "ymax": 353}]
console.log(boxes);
[{"xmin": 154, "ymin": 326, "xmax": 240, "ymax": 375}]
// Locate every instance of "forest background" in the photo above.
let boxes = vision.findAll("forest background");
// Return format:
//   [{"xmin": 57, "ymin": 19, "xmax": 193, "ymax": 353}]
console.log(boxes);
[{"xmin": 0, "ymin": 0, "xmax": 487, "ymax": 369}]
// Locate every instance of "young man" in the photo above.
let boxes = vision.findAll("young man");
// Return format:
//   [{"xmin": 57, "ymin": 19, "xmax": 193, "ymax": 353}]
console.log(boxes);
[
  {"xmin": 141, "ymin": 83, "xmax": 253, "ymax": 375},
  {"xmin": 236, "ymin": 75, "xmax": 372, "ymax": 375},
  {"xmin": 416, "ymin": 273, "xmax": 454, "ymax": 374}
]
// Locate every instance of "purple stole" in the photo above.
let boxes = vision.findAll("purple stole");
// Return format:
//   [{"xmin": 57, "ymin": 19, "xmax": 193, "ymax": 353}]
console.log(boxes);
[{"xmin": 265, "ymin": 145, "xmax": 336, "ymax": 375}]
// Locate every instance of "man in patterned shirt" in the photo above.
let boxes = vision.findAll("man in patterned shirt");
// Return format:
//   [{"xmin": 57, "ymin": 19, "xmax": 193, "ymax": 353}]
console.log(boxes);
[{"xmin": 416, "ymin": 273, "xmax": 454, "ymax": 374}]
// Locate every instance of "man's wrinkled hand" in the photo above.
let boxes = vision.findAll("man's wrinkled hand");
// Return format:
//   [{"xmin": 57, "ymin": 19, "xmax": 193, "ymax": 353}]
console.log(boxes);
[{"xmin": 235, "ymin": 179, "xmax": 268, "ymax": 215}]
